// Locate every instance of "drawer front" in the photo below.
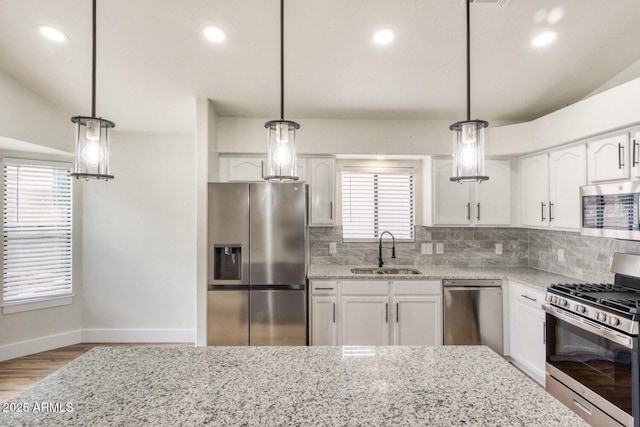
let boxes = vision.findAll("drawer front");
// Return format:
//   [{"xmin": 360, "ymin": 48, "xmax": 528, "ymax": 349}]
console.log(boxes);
[
  {"xmin": 310, "ymin": 280, "xmax": 338, "ymax": 295},
  {"xmin": 512, "ymin": 283, "xmax": 545, "ymax": 309},
  {"xmin": 391, "ymin": 280, "xmax": 441, "ymax": 295},
  {"xmin": 341, "ymin": 280, "xmax": 389, "ymax": 295}
]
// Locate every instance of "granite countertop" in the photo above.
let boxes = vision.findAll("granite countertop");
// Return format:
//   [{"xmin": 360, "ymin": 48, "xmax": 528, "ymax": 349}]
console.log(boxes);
[
  {"xmin": 1, "ymin": 345, "xmax": 587, "ymax": 426},
  {"xmin": 308, "ymin": 265, "xmax": 582, "ymax": 292}
]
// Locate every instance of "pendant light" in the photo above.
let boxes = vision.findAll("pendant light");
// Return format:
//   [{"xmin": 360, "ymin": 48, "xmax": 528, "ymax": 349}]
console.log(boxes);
[
  {"xmin": 450, "ymin": 0, "xmax": 488, "ymax": 183},
  {"xmin": 264, "ymin": 0, "xmax": 299, "ymax": 182},
  {"xmin": 71, "ymin": 0, "xmax": 115, "ymax": 181}
]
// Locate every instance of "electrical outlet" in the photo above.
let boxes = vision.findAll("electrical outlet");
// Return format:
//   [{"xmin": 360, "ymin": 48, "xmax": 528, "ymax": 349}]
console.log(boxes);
[
  {"xmin": 421, "ymin": 243, "xmax": 433, "ymax": 255},
  {"xmin": 436, "ymin": 242, "xmax": 444, "ymax": 254},
  {"xmin": 329, "ymin": 242, "xmax": 337, "ymax": 255},
  {"xmin": 558, "ymin": 248, "xmax": 564, "ymax": 264},
  {"xmin": 495, "ymin": 243, "xmax": 503, "ymax": 255}
]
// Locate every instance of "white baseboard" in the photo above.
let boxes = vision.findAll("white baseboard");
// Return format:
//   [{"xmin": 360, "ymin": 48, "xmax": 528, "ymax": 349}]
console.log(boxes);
[
  {"xmin": 81, "ymin": 329, "xmax": 195, "ymax": 343},
  {"xmin": 0, "ymin": 330, "xmax": 82, "ymax": 362}
]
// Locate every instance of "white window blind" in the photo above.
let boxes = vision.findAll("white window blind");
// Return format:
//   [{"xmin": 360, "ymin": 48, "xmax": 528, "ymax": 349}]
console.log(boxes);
[
  {"xmin": 342, "ymin": 169, "xmax": 414, "ymax": 241},
  {"xmin": 3, "ymin": 158, "xmax": 73, "ymax": 303}
]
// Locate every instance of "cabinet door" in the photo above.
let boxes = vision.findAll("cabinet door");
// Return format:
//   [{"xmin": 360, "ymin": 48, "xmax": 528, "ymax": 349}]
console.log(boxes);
[
  {"xmin": 520, "ymin": 153, "xmax": 550, "ymax": 228},
  {"xmin": 392, "ymin": 296, "xmax": 442, "ymax": 346},
  {"xmin": 340, "ymin": 296, "xmax": 389, "ymax": 346},
  {"xmin": 433, "ymin": 158, "xmax": 472, "ymax": 225},
  {"xmin": 587, "ymin": 134, "xmax": 630, "ymax": 183},
  {"xmin": 310, "ymin": 296, "xmax": 337, "ymax": 346},
  {"xmin": 549, "ymin": 145, "xmax": 586, "ymax": 230},
  {"xmin": 227, "ymin": 156, "xmax": 265, "ymax": 182},
  {"xmin": 309, "ymin": 157, "xmax": 335, "ymax": 225},
  {"xmin": 631, "ymin": 132, "xmax": 640, "ymax": 180},
  {"xmin": 474, "ymin": 159, "xmax": 511, "ymax": 225},
  {"xmin": 509, "ymin": 284, "xmax": 546, "ymax": 386}
]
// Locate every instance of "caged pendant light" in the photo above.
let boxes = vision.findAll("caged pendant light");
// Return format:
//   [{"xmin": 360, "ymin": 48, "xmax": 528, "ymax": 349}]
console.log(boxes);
[
  {"xmin": 450, "ymin": 0, "xmax": 489, "ymax": 183},
  {"xmin": 71, "ymin": 0, "xmax": 115, "ymax": 181},
  {"xmin": 263, "ymin": 0, "xmax": 299, "ymax": 182}
]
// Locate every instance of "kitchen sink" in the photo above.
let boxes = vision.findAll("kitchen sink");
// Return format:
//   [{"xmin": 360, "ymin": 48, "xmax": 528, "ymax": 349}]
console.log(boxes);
[{"xmin": 350, "ymin": 267, "xmax": 422, "ymax": 275}]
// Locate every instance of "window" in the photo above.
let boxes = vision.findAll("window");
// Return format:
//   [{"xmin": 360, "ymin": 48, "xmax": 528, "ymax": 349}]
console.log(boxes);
[
  {"xmin": 3, "ymin": 158, "xmax": 72, "ymax": 304},
  {"xmin": 342, "ymin": 168, "xmax": 414, "ymax": 241}
]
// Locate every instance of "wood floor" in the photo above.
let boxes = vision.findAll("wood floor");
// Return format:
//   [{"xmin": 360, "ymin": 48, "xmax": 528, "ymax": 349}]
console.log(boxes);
[{"xmin": 0, "ymin": 343, "xmax": 191, "ymax": 403}]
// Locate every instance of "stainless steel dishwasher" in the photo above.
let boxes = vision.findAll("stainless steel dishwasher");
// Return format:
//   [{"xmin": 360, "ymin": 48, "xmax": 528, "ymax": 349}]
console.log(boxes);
[{"xmin": 443, "ymin": 279, "xmax": 503, "ymax": 355}]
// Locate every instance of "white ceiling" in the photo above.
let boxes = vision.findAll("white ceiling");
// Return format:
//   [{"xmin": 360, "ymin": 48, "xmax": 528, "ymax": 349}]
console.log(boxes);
[{"xmin": 0, "ymin": 0, "xmax": 639, "ymax": 133}]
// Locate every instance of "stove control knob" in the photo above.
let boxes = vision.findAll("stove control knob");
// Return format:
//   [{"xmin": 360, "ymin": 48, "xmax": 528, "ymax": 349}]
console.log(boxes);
[
  {"xmin": 575, "ymin": 304, "xmax": 586, "ymax": 314},
  {"xmin": 608, "ymin": 316, "xmax": 620, "ymax": 327},
  {"xmin": 596, "ymin": 312, "xmax": 608, "ymax": 322},
  {"xmin": 551, "ymin": 296, "xmax": 558, "ymax": 304},
  {"xmin": 560, "ymin": 298, "xmax": 568, "ymax": 307}
]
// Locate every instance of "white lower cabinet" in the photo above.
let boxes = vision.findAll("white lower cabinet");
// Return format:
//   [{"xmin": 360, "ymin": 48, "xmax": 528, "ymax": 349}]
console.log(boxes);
[
  {"xmin": 309, "ymin": 279, "xmax": 442, "ymax": 346},
  {"xmin": 509, "ymin": 281, "xmax": 546, "ymax": 386}
]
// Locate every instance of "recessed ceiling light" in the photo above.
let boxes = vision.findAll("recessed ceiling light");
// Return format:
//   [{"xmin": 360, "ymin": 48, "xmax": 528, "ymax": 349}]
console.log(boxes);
[
  {"xmin": 532, "ymin": 31, "xmax": 557, "ymax": 47},
  {"xmin": 204, "ymin": 26, "xmax": 227, "ymax": 43},
  {"xmin": 39, "ymin": 25, "xmax": 68, "ymax": 42},
  {"xmin": 373, "ymin": 29, "xmax": 395, "ymax": 45}
]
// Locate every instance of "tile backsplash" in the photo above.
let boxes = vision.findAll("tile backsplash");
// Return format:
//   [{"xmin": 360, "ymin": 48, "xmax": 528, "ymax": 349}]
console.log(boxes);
[{"xmin": 309, "ymin": 226, "xmax": 640, "ymax": 283}]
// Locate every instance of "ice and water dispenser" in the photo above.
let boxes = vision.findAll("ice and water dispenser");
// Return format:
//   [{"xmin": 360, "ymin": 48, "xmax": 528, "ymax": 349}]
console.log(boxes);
[{"xmin": 213, "ymin": 244, "xmax": 242, "ymax": 280}]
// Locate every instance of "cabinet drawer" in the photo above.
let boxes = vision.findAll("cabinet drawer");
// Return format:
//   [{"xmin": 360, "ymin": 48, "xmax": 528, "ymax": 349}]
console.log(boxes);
[
  {"xmin": 310, "ymin": 280, "xmax": 337, "ymax": 295},
  {"xmin": 391, "ymin": 280, "xmax": 441, "ymax": 295},
  {"xmin": 512, "ymin": 283, "xmax": 545, "ymax": 310},
  {"xmin": 341, "ymin": 280, "xmax": 389, "ymax": 295}
]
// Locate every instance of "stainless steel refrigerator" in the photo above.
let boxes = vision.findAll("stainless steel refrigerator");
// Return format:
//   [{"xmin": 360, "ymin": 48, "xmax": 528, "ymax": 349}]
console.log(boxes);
[{"xmin": 207, "ymin": 182, "xmax": 307, "ymax": 346}]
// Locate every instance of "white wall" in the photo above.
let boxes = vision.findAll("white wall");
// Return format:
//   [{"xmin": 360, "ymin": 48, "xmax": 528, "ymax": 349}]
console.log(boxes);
[
  {"xmin": 81, "ymin": 131, "xmax": 196, "ymax": 342},
  {"xmin": 219, "ymin": 117, "xmax": 514, "ymax": 156}
]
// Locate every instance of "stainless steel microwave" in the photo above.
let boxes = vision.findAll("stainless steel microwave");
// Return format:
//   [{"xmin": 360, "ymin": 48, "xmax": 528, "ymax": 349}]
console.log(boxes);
[{"xmin": 581, "ymin": 180, "xmax": 640, "ymax": 240}]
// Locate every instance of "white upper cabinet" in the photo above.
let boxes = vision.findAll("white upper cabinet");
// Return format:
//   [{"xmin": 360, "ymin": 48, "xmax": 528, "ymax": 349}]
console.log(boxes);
[
  {"xmin": 549, "ymin": 145, "xmax": 587, "ymax": 230},
  {"xmin": 433, "ymin": 158, "xmax": 511, "ymax": 226},
  {"xmin": 475, "ymin": 160, "xmax": 511, "ymax": 226},
  {"xmin": 520, "ymin": 153, "xmax": 550, "ymax": 228},
  {"xmin": 520, "ymin": 145, "xmax": 586, "ymax": 231},
  {"xmin": 587, "ymin": 134, "xmax": 630, "ymax": 183},
  {"xmin": 309, "ymin": 157, "xmax": 335, "ymax": 226},
  {"xmin": 222, "ymin": 156, "xmax": 265, "ymax": 182}
]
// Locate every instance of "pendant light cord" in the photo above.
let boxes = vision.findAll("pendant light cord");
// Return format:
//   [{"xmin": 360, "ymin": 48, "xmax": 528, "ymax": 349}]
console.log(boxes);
[
  {"xmin": 280, "ymin": 0, "xmax": 284, "ymax": 121},
  {"xmin": 466, "ymin": 0, "xmax": 470, "ymax": 121},
  {"xmin": 92, "ymin": 0, "xmax": 97, "ymax": 118}
]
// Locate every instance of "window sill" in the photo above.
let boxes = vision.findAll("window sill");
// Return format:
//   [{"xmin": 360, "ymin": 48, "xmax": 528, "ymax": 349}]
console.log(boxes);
[{"xmin": 2, "ymin": 295, "xmax": 74, "ymax": 314}]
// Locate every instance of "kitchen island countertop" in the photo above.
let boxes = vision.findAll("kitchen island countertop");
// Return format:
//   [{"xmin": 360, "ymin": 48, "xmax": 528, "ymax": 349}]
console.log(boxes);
[
  {"xmin": 307, "ymin": 265, "xmax": 587, "ymax": 293},
  {"xmin": 1, "ymin": 345, "xmax": 587, "ymax": 426}
]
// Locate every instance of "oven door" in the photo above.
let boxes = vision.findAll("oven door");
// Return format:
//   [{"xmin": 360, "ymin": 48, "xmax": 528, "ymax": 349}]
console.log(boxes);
[{"xmin": 543, "ymin": 304, "xmax": 638, "ymax": 427}]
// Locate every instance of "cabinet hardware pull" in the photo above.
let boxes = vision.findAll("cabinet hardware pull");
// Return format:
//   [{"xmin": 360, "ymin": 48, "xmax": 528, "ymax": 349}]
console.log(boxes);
[
  {"xmin": 315, "ymin": 287, "xmax": 334, "ymax": 290},
  {"xmin": 329, "ymin": 201, "xmax": 333, "ymax": 220},
  {"xmin": 467, "ymin": 202, "xmax": 471, "ymax": 221},
  {"xmin": 549, "ymin": 202, "xmax": 554, "ymax": 222},
  {"xmin": 572, "ymin": 399, "xmax": 593, "ymax": 416},
  {"xmin": 541, "ymin": 202, "xmax": 546, "ymax": 222},
  {"xmin": 385, "ymin": 303, "xmax": 388, "ymax": 323},
  {"xmin": 521, "ymin": 294, "xmax": 537, "ymax": 302},
  {"xmin": 634, "ymin": 139, "xmax": 639, "ymax": 167},
  {"xmin": 477, "ymin": 203, "xmax": 480, "ymax": 221},
  {"xmin": 396, "ymin": 302, "xmax": 399, "ymax": 323},
  {"xmin": 332, "ymin": 303, "xmax": 336, "ymax": 323},
  {"xmin": 619, "ymin": 143, "xmax": 624, "ymax": 169},
  {"xmin": 543, "ymin": 321, "xmax": 546, "ymax": 345},
  {"xmin": 261, "ymin": 160, "xmax": 264, "ymax": 178}
]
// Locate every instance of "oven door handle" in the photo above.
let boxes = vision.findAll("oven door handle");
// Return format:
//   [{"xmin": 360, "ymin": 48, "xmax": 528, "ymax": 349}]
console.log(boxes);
[{"xmin": 542, "ymin": 304, "xmax": 634, "ymax": 349}]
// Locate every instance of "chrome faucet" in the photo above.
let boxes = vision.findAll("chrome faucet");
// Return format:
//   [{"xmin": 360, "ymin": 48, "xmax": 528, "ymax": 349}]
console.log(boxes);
[{"xmin": 378, "ymin": 231, "xmax": 396, "ymax": 268}]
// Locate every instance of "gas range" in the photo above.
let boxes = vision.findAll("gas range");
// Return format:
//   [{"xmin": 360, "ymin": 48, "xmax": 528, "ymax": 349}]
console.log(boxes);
[{"xmin": 546, "ymin": 282, "xmax": 640, "ymax": 335}]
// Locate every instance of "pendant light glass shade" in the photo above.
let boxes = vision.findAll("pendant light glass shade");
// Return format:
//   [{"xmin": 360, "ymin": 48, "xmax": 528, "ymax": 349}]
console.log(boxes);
[
  {"xmin": 450, "ymin": 119, "xmax": 488, "ymax": 183},
  {"xmin": 71, "ymin": 116, "xmax": 115, "ymax": 180},
  {"xmin": 450, "ymin": 0, "xmax": 489, "ymax": 183},
  {"xmin": 70, "ymin": 0, "xmax": 115, "ymax": 181},
  {"xmin": 264, "ymin": 119, "xmax": 299, "ymax": 182}
]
